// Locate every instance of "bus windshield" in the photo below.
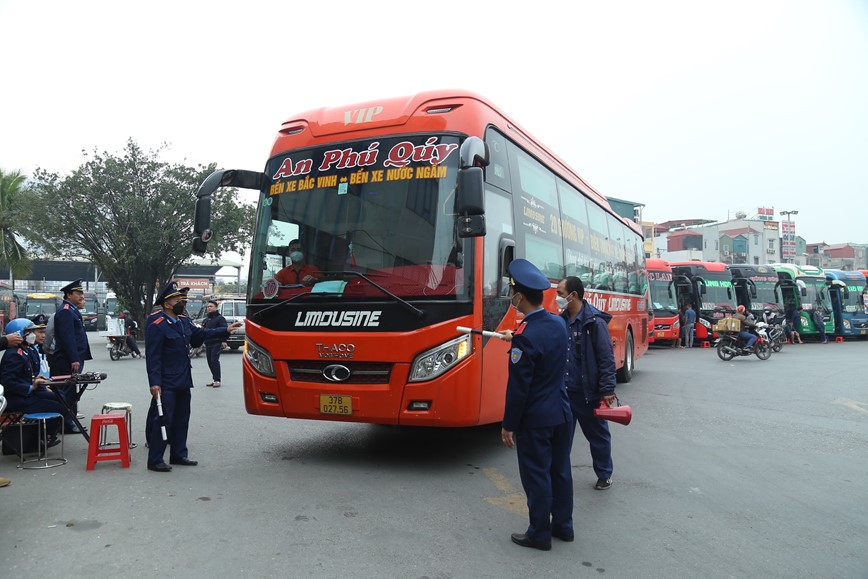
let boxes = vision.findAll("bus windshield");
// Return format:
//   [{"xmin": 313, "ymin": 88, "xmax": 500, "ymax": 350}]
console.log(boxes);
[
  {"xmin": 701, "ymin": 276, "xmax": 735, "ymax": 312},
  {"xmin": 250, "ymin": 134, "xmax": 471, "ymax": 303},
  {"xmin": 648, "ymin": 272, "xmax": 678, "ymax": 314},
  {"xmin": 801, "ymin": 278, "xmax": 832, "ymax": 310},
  {"xmin": 751, "ymin": 278, "xmax": 781, "ymax": 312},
  {"xmin": 26, "ymin": 298, "xmax": 56, "ymax": 317}
]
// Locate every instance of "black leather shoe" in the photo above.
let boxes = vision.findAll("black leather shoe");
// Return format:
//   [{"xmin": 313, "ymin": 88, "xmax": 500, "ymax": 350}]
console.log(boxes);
[
  {"xmin": 46, "ymin": 436, "xmax": 61, "ymax": 449},
  {"xmin": 510, "ymin": 533, "xmax": 551, "ymax": 551},
  {"xmin": 169, "ymin": 457, "xmax": 198, "ymax": 466},
  {"xmin": 552, "ymin": 529, "xmax": 575, "ymax": 542},
  {"xmin": 147, "ymin": 462, "xmax": 172, "ymax": 472}
]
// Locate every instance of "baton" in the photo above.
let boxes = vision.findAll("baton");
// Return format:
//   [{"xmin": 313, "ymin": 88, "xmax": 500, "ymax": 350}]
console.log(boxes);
[
  {"xmin": 456, "ymin": 326, "xmax": 509, "ymax": 340},
  {"xmin": 155, "ymin": 392, "xmax": 168, "ymax": 442}
]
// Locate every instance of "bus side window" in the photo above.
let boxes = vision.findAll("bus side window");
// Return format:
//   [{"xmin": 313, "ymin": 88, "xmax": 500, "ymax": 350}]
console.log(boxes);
[{"xmin": 500, "ymin": 243, "xmax": 514, "ymax": 297}]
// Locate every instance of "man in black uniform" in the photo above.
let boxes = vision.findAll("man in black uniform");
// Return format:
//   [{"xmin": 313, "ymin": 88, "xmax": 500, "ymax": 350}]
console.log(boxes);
[
  {"xmin": 501, "ymin": 259, "xmax": 573, "ymax": 551},
  {"xmin": 145, "ymin": 282, "xmax": 241, "ymax": 472},
  {"xmin": 202, "ymin": 300, "xmax": 228, "ymax": 388},
  {"xmin": 49, "ymin": 279, "xmax": 93, "ymax": 434}
]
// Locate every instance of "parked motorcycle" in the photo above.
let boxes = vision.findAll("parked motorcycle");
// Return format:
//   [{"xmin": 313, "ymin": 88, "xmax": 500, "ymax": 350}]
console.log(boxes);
[{"xmin": 715, "ymin": 322, "xmax": 773, "ymax": 361}]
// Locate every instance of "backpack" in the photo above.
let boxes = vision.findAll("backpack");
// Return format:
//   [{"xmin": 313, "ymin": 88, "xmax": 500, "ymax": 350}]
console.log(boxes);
[{"xmin": 43, "ymin": 314, "xmax": 57, "ymax": 355}]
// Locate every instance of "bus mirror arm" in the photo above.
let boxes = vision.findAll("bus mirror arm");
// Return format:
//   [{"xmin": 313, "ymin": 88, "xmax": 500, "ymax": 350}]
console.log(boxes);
[{"xmin": 192, "ymin": 169, "xmax": 264, "ymax": 255}]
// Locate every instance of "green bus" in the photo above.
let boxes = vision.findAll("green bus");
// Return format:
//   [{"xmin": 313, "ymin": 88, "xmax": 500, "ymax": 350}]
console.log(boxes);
[{"xmin": 771, "ymin": 263, "xmax": 833, "ymax": 338}]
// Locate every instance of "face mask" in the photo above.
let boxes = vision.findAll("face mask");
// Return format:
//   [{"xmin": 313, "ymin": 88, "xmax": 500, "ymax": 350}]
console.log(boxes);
[
  {"xmin": 511, "ymin": 294, "xmax": 522, "ymax": 312},
  {"xmin": 172, "ymin": 302, "xmax": 186, "ymax": 315},
  {"xmin": 25, "ymin": 332, "xmax": 36, "ymax": 345},
  {"xmin": 555, "ymin": 296, "xmax": 569, "ymax": 310},
  {"xmin": 290, "ymin": 251, "xmax": 304, "ymax": 263}
]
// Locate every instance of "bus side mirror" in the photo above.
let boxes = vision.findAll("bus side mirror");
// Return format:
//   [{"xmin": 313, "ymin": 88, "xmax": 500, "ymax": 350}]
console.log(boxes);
[
  {"xmin": 800, "ymin": 287, "xmax": 807, "ymax": 297},
  {"xmin": 456, "ymin": 137, "xmax": 488, "ymax": 239}
]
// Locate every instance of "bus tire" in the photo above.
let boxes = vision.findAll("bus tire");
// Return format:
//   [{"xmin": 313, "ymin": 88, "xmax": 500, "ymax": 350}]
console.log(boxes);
[{"xmin": 616, "ymin": 330, "xmax": 634, "ymax": 383}]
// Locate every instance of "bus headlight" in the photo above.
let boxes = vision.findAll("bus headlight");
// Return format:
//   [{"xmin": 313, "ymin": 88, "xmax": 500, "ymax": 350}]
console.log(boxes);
[
  {"xmin": 409, "ymin": 335, "xmax": 471, "ymax": 382},
  {"xmin": 244, "ymin": 337, "xmax": 275, "ymax": 377}
]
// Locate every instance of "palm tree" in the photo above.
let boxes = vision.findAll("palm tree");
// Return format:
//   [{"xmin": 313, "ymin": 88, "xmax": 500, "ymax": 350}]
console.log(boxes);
[{"xmin": 0, "ymin": 169, "xmax": 32, "ymax": 281}]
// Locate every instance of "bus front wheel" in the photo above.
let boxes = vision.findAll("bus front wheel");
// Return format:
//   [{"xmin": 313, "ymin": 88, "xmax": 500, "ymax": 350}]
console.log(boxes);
[{"xmin": 616, "ymin": 330, "xmax": 634, "ymax": 383}]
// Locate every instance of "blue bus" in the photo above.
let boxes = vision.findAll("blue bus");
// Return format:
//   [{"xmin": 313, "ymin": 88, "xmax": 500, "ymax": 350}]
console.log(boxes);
[{"xmin": 824, "ymin": 269, "xmax": 868, "ymax": 338}]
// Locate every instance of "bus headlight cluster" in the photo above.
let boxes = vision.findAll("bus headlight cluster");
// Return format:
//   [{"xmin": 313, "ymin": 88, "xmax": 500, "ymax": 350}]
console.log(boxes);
[
  {"xmin": 409, "ymin": 335, "xmax": 471, "ymax": 382},
  {"xmin": 699, "ymin": 318, "xmax": 711, "ymax": 329},
  {"xmin": 244, "ymin": 337, "xmax": 275, "ymax": 377}
]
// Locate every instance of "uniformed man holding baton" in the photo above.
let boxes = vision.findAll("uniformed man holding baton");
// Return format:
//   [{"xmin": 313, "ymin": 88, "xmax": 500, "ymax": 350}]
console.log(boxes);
[
  {"xmin": 145, "ymin": 281, "xmax": 241, "ymax": 472},
  {"xmin": 501, "ymin": 259, "xmax": 574, "ymax": 551}
]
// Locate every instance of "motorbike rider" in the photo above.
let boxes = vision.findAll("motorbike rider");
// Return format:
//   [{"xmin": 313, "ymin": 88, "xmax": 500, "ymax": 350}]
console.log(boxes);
[
  {"xmin": 733, "ymin": 305, "xmax": 758, "ymax": 350},
  {"xmin": 120, "ymin": 310, "xmax": 142, "ymax": 358}
]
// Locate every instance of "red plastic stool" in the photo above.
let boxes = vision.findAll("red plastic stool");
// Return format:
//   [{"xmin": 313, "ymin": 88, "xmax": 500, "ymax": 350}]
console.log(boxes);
[
  {"xmin": 87, "ymin": 413, "xmax": 131, "ymax": 470},
  {"xmin": 835, "ymin": 336, "xmax": 845, "ymax": 343},
  {"xmin": 701, "ymin": 341, "xmax": 711, "ymax": 348}
]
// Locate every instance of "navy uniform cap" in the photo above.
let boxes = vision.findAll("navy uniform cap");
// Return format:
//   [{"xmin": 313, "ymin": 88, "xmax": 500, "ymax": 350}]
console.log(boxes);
[
  {"xmin": 156, "ymin": 281, "xmax": 190, "ymax": 304},
  {"xmin": 60, "ymin": 279, "xmax": 85, "ymax": 295},
  {"xmin": 508, "ymin": 259, "xmax": 550, "ymax": 292}
]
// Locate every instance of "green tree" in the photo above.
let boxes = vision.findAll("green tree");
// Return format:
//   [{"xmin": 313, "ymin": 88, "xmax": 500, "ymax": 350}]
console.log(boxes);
[
  {"xmin": 0, "ymin": 169, "xmax": 32, "ymax": 281},
  {"xmin": 24, "ymin": 139, "xmax": 255, "ymax": 325}
]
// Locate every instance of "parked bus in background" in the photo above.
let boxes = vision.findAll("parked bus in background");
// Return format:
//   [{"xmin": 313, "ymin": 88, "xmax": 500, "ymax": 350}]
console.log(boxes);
[
  {"xmin": 22, "ymin": 292, "xmax": 60, "ymax": 318},
  {"xmin": 104, "ymin": 291, "xmax": 119, "ymax": 317},
  {"xmin": 190, "ymin": 90, "xmax": 649, "ymax": 427},
  {"xmin": 824, "ymin": 269, "xmax": 868, "ymax": 337},
  {"xmin": 670, "ymin": 261, "xmax": 737, "ymax": 343},
  {"xmin": 646, "ymin": 258, "xmax": 680, "ymax": 345},
  {"xmin": 81, "ymin": 291, "xmax": 99, "ymax": 331},
  {"xmin": 729, "ymin": 264, "xmax": 783, "ymax": 314},
  {"xmin": 0, "ymin": 282, "xmax": 20, "ymax": 333},
  {"xmin": 770, "ymin": 263, "xmax": 833, "ymax": 339}
]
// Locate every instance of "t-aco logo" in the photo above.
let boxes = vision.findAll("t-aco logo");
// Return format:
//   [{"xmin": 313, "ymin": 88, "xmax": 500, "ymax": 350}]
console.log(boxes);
[{"xmin": 295, "ymin": 310, "xmax": 382, "ymax": 328}]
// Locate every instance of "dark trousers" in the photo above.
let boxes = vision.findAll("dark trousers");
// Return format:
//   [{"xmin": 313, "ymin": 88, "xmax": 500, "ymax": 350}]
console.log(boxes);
[
  {"xmin": 146, "ymin": 388, "xmax": 191, "ymax": 466},
  {"xmin": 514, "ymin": 422, "xmax": 574, "ymax": 542},
  {"xmin": 126, "ymin": 336, "xmax": 141, "ymax": 356},
  {"xmin": 569, "ymin": 393, "xmax": 613, "ymax": 480},
  {"xmin": 6, "ymin": 391, "xmax": 67, "ymax": 437},
  {"xmin": 47, "ymin": 354, "xmax": 83, "ymax": 426},
  {"xmin": 205, "ymin": 343, "xmax": 222, "ymax": 382}
]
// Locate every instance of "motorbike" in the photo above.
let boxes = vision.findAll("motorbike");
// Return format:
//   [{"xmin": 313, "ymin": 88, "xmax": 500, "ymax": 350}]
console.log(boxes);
[
  {"xmin": 715, "ymin": 322, "xmax": 773, "ymax": 361},
  {"xmin": 107, "ymin": 335, "xmax": 136, "ymax": 361}
]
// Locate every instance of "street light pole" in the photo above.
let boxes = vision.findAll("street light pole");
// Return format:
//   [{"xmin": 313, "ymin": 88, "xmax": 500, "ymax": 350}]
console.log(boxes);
[{"xmin": 780, "ymin": 210, "xmax": 798, "ymax": 263}]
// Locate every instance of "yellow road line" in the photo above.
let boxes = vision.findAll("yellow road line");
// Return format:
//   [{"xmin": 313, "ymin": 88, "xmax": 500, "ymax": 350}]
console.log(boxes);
[{"xmin": 483, "ymin": 467, "xmax": 528, "ymax": 516}]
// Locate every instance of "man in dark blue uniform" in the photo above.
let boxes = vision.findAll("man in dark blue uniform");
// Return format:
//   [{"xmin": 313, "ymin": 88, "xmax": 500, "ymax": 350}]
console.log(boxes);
[
  {"xmin": 501, "ymin": 259, "xmax": 573, "ymax": 551},
  {"xmin": 49, "ymin": 279, "xmax": 93, "ymax": 434},
  {"xmin": 145, "ymin": 281, "xmax": 241, "ymax": 472},
  {"xmin": 557, "ymin": 276, "xmax": 617, "ymax": 491},
  {"xmin": 1, "ymin": 318, "xmax": 66, "ymax": 446}
]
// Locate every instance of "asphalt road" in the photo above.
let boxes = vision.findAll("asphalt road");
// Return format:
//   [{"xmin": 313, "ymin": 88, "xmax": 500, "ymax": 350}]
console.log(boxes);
[{"xmin": 1, "ymin": 334, "xmax": 866, "ymax": 578}]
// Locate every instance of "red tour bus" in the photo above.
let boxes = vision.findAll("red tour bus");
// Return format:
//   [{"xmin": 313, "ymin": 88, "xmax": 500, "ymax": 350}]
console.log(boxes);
[
  {"xmin": 191, "ymin": 90, "xmax": 649, "ymax": 426},
  {"xmin": 670, "ymin": 261, "xmax": 737, "ymax": 342},
  {"xmin": 646, "ymin": 258, "xmax": 680, "ymax": 345}
]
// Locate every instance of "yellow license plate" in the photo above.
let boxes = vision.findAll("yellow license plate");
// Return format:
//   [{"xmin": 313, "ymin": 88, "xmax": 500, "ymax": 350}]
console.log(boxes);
[
  {"xmin": 657, "ymin": 331, "xmax": 665, "ymax": 337},
  {"xmin": 861, "ymin": 330, "xmax": 866, "ymax": 335},
  {"xmin": 320, "ymin": 395, "xmax": 352, "ymax": 415}
]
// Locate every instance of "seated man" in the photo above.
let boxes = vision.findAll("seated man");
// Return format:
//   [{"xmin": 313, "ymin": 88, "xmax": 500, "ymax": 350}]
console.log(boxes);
[
  {"xmin": 733, "ymin": 305, "xmax": 757, "ymax": 349},
  {"xmin": 1, "ymin": 318, "xmax": 66, "ymax": 445},
  {"xmin": 274, "ymin": 239, "xmax": 322, "ymax": 286}
]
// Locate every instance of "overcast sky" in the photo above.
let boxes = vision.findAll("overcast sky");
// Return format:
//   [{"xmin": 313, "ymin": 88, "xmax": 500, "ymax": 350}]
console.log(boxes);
[{"xmin": 2, "ymin": 0, "xmax": 866, "ymax": 272}]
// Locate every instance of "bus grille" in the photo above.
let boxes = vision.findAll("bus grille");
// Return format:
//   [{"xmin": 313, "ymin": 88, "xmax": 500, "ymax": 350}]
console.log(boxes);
[{"xmin": 287, "ymin": 361, "xmax": 393, "ymax": 384}]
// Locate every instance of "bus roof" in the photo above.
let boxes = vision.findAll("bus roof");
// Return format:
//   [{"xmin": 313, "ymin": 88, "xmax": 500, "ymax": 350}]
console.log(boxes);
[
  {"xmin": 271, "ymin": 90, "xmax": 616, "ymax": 217},
  {"xmin": 645, "ymin": 258, "xmax": 671, "ymax": 271},
  {"xmin": 728, "ymin": 264, "xmax": 778, "ymax": 279},
  {"xmin": 824, "ymin": 269, "xmax": 866, "ymax": 282},
  {"xmin": 770, "ymin": 263, "xmax": 825, "ymax": 279},
  {"xmin": 25, "ymin": 292, "xmax": 59, "ymax": 299},
  {"xmin": 670, "ymin": 261, "xmax": 729, "ymax": 273}
]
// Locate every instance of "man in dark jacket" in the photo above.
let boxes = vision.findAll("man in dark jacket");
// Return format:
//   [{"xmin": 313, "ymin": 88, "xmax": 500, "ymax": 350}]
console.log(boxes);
[
  {"xmin": 557, "ymin": 276, "xmax": 617, "ymax": 490},
  {"xmin": 48, "ymin": 279, "xmax": 93, "ymax": 434},
  {"xmin": 202, "ymin": 300, "xmax": 228, "ymax": 387},
  {"xmin": 501, "ymin": 259, "xmax": 573, "ymax": 551}
]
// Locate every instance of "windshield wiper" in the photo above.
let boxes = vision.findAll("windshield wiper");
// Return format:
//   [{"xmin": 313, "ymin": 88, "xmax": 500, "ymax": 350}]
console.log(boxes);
[
  {"xmin": 251, "ymin": 271, "xmax": 425, "ymax": 321},
  {"xmin": 326, "ymin": 270, "xmax": 425, "ymax": 319}
]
